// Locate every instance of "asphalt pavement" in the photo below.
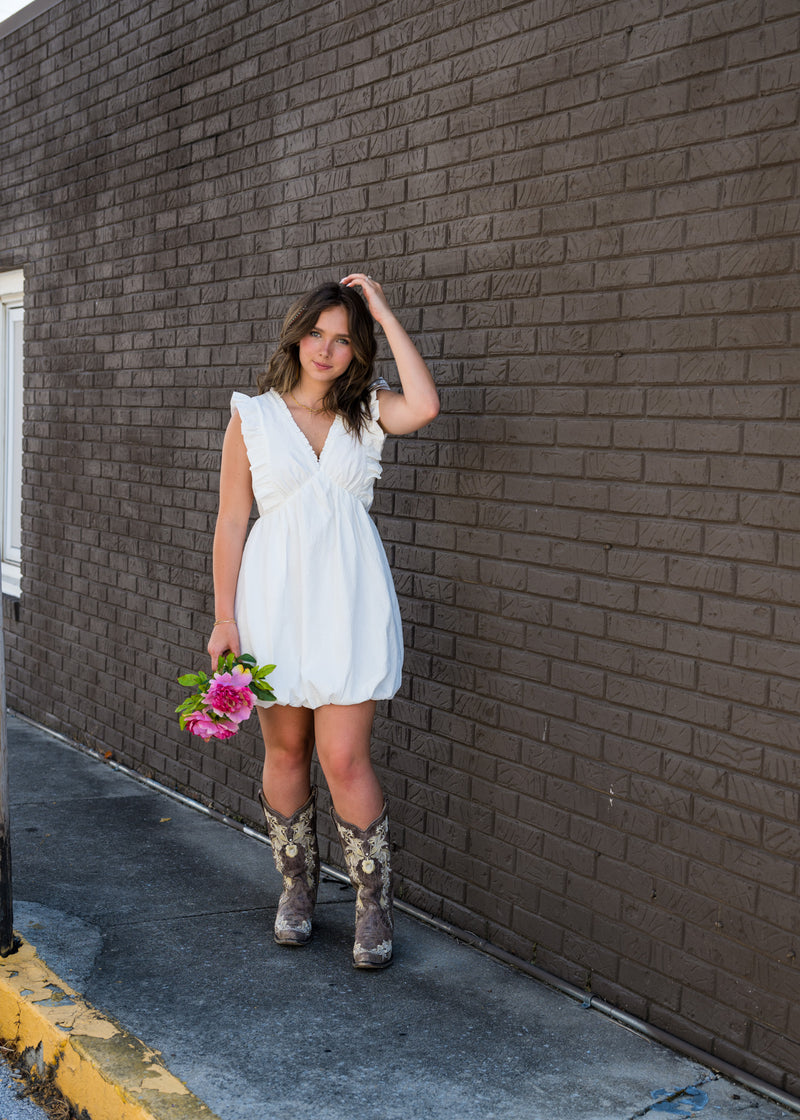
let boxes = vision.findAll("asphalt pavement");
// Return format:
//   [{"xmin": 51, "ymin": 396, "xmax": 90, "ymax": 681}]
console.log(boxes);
[
  {"xmin": 3, "ymin": 713, "xmax": 797, "ymax": 1120},
  {"xmin": 0, "ymin": 1059, "xmax": 49, "ymax": 1120}
]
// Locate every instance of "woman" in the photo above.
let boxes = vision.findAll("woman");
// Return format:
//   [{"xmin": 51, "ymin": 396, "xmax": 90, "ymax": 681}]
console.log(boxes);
[{"xmin": 208, "ymin": 274, "xmax": 439, "ymax": 968}]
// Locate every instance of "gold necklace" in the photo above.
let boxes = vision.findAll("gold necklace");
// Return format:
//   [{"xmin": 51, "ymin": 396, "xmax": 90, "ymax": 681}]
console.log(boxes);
[{"xmin": 289, "ymin": 389, "xmax": 327, "ymax": 415}]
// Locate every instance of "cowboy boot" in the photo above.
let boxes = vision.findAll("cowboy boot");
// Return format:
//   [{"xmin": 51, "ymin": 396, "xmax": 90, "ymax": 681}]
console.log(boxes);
[
  {"xmin": 331, "ymin": 801, "xmax": 393, "ymax": 969},
  {"xmin": 259, "ymin": 788, "xmax": 319, "ymax": 946}
]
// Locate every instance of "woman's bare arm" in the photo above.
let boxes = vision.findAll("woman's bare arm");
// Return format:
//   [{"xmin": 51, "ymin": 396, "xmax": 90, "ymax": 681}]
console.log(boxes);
[{"xmin": 208, "ymin": 411, "xmax": 253, "ymax": 668}]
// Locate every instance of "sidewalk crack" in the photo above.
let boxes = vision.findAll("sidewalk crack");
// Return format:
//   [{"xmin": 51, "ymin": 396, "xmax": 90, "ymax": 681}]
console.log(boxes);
[{"xmin": 102, "ymin": 896, "xmax": 354, "ymax": 929}]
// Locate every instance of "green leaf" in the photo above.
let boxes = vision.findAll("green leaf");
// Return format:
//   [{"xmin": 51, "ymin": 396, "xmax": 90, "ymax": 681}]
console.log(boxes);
[
  {"xmin": 177, "ymin": 672, "xmax": 201, "ymax": 687},
  {"xmin": 251, "ymin": 685, "xmax": 276, "ymax": 702},
  {"xmin": 176, "ymin": 695, "xmax": 206, "ymax": 716}
]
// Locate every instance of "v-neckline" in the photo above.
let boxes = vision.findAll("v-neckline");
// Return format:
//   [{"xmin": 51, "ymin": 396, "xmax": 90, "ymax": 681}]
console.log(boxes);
[{"xmin": 272, "ymin": 389, "xmax": 337, "ymax": 464}]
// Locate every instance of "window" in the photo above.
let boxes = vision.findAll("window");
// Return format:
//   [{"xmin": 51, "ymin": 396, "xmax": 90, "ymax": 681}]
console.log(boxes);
[{"xmin": 1, "ymin": 271, "xmax": 24, "ymax": 598}]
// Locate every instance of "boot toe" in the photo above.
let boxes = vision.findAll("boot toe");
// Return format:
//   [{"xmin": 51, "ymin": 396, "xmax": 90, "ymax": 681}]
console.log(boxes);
[
  {"xmin": 274, "ymin": 914, "xmax": 313, "ymax": 945},
  {"xmin": 353, "ymin": 938, "xmax": 393, "ymax": 968},
  {"xmin": 353, "ymin": 954, "xmax": 393, "ymax": 969},
  {"xmin": 274, "ymin": 930, "xmax": 312, "ymax": 946}
]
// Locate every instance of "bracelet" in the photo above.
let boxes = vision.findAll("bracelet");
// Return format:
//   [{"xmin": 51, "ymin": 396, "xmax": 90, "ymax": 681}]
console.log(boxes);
[{"xmin": 213, "ymin": 618, "xmax": 236, "ymax": 627}]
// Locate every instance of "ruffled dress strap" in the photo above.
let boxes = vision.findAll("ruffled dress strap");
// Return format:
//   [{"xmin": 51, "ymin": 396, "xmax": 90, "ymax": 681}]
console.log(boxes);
[
  {"xmin": 230, "ymin": 392, "xmax": 262, "ymax": 450},
  {"xmin": 230, "ymin": 392, "xmax": 272, "ymax": 509},
  {"xmin": 363, "ymin": 385, "xmax": 387, "ymax": 456},
  {"xmin": 368, "ymin": 378, "xmax": 390, "ymax": 424},
  {"xmin": 230, "ymin": 390, "xmax": 254, "ymax": 421}
]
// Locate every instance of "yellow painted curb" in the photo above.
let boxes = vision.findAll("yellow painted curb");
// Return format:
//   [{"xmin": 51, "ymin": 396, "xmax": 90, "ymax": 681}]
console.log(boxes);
[{"xmin": 0, "ymin": 937, "xmax": 221, "ymax": 1120}]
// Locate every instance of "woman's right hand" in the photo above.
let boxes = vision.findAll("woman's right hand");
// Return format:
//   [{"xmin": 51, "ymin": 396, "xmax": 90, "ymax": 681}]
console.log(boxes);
[{"xmin": 208, "ymin": 621, "xmax": 241, "ymax": 672}]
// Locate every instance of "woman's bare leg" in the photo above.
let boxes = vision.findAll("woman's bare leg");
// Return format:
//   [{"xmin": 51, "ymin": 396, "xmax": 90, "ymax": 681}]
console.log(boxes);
[
  {"xmin": 257, "ymin": 705, "xmax": 315, "ymax": 815},
  {"xmin": 313, "ymin": 700, "xmax": 383, "ymax": 827}
]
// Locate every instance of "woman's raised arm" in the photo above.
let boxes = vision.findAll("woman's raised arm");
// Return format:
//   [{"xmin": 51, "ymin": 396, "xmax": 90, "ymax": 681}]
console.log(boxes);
[{"xmin": 340, "ymin": 273, "xmax": 440, "ymax": 436}]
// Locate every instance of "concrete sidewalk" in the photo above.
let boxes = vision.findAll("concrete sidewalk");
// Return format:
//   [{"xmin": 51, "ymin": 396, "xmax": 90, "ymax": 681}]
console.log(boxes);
[{"xmin": 2, "ymin": 713, "xmax": 796, "ymax": 1120}]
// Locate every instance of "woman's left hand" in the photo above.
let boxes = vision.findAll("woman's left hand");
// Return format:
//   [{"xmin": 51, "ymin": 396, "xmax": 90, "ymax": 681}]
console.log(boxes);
[{"xmin": 340, "ymin": 273, "xmax": 394, "ymax": 327}]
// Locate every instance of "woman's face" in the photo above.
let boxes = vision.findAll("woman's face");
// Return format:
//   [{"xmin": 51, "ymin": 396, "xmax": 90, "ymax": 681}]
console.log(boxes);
[{"xmin": 297, "ymin": 305, "xmax": 354, "ymax": 386}]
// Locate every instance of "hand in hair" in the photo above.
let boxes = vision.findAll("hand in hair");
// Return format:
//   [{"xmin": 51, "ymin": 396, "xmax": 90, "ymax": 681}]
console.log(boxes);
[{"xmin": 340, "ymin": 274, "xmax": 392, "ymax": 328}]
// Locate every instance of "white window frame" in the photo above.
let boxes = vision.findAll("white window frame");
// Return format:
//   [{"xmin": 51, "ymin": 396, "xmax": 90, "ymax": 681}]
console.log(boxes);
[{"xmin": 0, "ymin": 270, "xmax": 24, "ymax": 599}]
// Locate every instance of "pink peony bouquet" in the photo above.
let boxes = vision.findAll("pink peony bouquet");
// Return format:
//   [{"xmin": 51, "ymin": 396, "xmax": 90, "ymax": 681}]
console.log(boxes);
[{"xmin": 176, "ymin": 652, "xmax": 276, "ymax": 740}]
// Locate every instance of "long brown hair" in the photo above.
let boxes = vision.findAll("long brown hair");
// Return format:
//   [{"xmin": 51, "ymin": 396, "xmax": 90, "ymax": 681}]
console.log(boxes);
[{"xmin": 257, "ymin": 283, "xmax": 377, "ymax": 437}]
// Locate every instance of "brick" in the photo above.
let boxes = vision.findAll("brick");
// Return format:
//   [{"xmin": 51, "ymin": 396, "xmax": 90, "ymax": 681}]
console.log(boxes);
[
  {"xmin": 668, "ymin": 556, "xmax": 735, "ymax": 594},
  {"xmin": 553, "ymin": 480, "xmax": 608, "ymax": 510},
  {"xmin": 665, "ymin": 623, "xmax": 734, "ymax": 666},
  {"xmin": 644, "ymin": 455, "xmax": 708, "ymax": 487},
  {"xmin": 698, "ymin": 663, "xmax": 768, "ymax": 706},
  {"xmin": 705, "ymin": 527, "xmax": 776, "ymax": 564},
  {"xmin": 670, "ymin": 489, "xmax": 737, "ymax": 522},
  {"xmin": 606, "ymin": 673, "xmax": 667, "ymax": 715},
  {"xmin": 613, "ymin": 420, "xmax": 674, "ymax": 450},
  {"xmin": 703, "ymin": 601, "xmax": 772, "ymax": 639},
  {"xmin": 567, "ymin": 163, "xmax": 626, "ymax": 203},
  {"xmin": 585, "ymin": 451, "xmax": 642, "ymax": 481}
]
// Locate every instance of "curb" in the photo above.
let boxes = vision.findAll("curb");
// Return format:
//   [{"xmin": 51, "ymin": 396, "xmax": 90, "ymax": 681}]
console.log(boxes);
[{"xmin": 0, "ymin": 937, "xmax": 221, "ymax": 1120}]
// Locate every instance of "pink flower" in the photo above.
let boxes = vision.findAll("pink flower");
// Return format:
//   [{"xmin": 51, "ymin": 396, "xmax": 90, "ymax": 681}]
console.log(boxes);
[
  {"xmin": 205, "ymin": 666, "xmax": 255, "ymax": 723},
  {"xmin": 208, "ymin": 720, "xmax": 239, "ymax": 740},
  {"xmin": 184, "ymin": 709, "xmax": 239, "ymax": 741}
]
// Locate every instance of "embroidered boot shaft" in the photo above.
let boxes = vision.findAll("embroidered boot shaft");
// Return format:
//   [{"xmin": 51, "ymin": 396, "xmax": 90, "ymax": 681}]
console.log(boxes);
[
  {"xmin": 260, "ymin": 788, "xmax": 319, "ymax": 946},
  {"xmin": 331, "ymin": 802, "xmax": 393, "ymax": 969}
]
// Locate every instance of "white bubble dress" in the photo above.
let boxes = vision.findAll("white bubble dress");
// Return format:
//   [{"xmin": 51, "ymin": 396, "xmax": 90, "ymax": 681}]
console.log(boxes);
[{"xmin": 230, "ymin": 388, "xmax": 403, "ymax": 708}]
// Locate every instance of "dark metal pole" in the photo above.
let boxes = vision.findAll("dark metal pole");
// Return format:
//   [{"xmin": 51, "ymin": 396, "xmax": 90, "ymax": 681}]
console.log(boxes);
[{"xmin": 0, "ymin": 610, "xmax": 18, "ymax": 956}]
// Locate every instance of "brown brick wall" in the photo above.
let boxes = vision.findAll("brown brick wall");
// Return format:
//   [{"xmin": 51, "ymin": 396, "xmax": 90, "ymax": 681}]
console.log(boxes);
[{"xmin": 2, "ymin": 0, "xmax": 800, "ymax": 1093}]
